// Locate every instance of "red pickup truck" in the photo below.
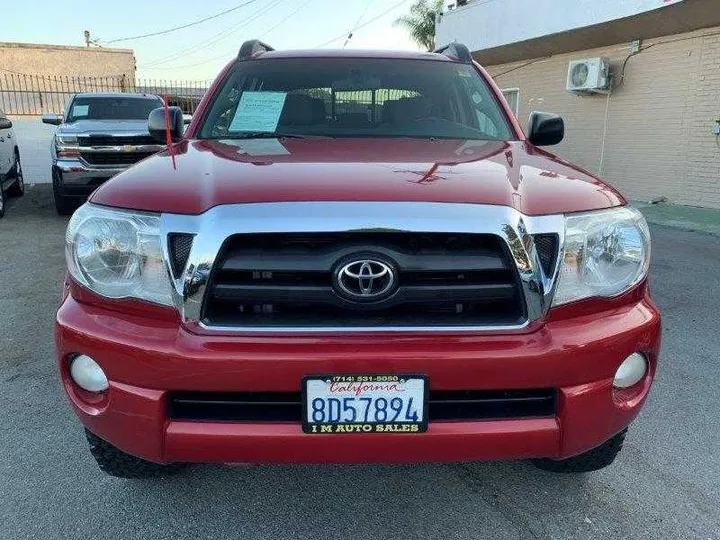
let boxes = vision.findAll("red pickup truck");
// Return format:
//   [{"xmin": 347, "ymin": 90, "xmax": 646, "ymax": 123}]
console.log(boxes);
[{"xmin": 55, "ymin": 41, "xmax": 660, "ymax": 478}]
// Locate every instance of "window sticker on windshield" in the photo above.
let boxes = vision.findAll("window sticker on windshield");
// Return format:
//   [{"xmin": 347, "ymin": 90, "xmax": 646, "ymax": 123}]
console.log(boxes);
[
  {"xmin": 221, "ymin": 138, "xmax": 290, "ymax": 156},
  {"xmin": 72, "ymin": 104, "xmax": 89, "ymax": 117},
  {"xmin": 229, "ymin": 91, "xmax": 287, "ymax": 133}
]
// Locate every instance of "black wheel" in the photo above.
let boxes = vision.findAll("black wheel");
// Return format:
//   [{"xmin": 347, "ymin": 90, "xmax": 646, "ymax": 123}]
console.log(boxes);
[
  {"xmin": 85, "ymin": 429, "xmax": 182, "ymax": 479},
  {"xmin": 0, "ymin": 188, "xmax": 5, "ymax": 218},
  {"xmin": 52, "ymin": 172, "xmax": 77, "ymax": 216},
  {"xmin": 6, "ymin": 149, "xmax": 24, "ymax": 197},
  {"xmin": 532, "ymin": 429, "xmax": 627, "ymax": 473}
]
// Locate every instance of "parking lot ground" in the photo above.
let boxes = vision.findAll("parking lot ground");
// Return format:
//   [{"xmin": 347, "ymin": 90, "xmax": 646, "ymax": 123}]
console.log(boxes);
[{"xmin": 1, "ymin": 186, "xmax": 719, "ymax": 540}]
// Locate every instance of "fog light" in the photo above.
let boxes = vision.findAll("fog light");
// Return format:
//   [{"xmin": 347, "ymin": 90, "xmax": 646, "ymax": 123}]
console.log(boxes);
[
  {"xmin": 613, "ymin": 353, "xmax": 647, "ymax": 389},
  {"xmin": 70, "ymin": 355, "xmax": 109, "ymax": 392}
]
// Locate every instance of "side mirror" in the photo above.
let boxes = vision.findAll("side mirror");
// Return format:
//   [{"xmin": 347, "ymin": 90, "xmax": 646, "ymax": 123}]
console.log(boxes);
[
  {"xmin": 148, "ymin": 106, "xmax": 184, "ymax": 143},
  {"xmin": 0, "ymin": 118, "xmax": 12, "ymax": 129},
  {"xmin": 527, "ymin": 112, "xmax": 564, "ymax": 146},
  {"xmin": 42, "ymin": 114, "xmax": 63, "ymax": 126}
]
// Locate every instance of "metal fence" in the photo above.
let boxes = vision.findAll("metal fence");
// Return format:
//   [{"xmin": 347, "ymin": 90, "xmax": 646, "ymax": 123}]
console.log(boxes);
[{"xmin": 0, "ymin": 73, "xmax": 211, "ymax": 116}]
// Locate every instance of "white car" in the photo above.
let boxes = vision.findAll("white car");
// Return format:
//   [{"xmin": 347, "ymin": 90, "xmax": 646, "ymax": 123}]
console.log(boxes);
[{"xmin": 0, "ymin": 109, "xmax": 25, "ymax": 218}]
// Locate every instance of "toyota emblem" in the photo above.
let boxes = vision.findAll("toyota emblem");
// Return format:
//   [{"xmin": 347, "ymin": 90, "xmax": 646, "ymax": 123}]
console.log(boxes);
[{"xmin": 334, "ymin": 259, "xmax": 397, "ymax": 301}]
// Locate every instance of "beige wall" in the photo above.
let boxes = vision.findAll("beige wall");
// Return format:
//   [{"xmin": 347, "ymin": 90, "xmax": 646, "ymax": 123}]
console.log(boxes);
[
  {"xmin": 486, "ymin": 26, "xmax": 720, "ymax": 209},
  {"xmin": 0, "ymin": 42, "xmax": 135, "ymax": 80}
]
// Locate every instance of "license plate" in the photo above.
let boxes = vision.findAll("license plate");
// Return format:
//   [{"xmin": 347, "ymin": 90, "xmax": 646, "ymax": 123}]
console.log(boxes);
[{"xmin": 302, "ymin": 374, "xmax": 428, "ymax": 434}]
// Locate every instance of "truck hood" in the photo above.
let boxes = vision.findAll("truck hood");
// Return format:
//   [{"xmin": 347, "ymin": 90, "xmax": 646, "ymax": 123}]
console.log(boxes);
[
  {"xmin": 58, "ymin": 119, "xmax": 150, "ymax": 135},
  {"xmin": 90, "ymin": 138, "xmax": 624, "ymax": 216}
]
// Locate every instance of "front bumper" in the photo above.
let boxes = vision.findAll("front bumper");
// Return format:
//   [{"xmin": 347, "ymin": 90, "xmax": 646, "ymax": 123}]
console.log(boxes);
[
  {"xmin": 55, "ymin": 289, "xmax": 661, "ymax": 465},
  {"xmin": 53, "ymin": 160, "xmax": 126, "ymax": 197}
]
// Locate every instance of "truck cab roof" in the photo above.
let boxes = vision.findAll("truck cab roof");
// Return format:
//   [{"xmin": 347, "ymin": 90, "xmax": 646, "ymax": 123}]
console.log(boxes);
[
  {"xmin": 71, "ymin": 93, "xmax": 161, "ymax": 100},
  {"xmin": 244, "ymin": 49, "xmax": 456, "ymax": 62}
]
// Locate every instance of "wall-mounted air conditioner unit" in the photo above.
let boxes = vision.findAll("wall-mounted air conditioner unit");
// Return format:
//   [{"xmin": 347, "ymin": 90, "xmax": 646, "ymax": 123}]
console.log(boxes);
[{"xmin": 566, "ymin": 58, "xmax": 611, "ymax": 94}]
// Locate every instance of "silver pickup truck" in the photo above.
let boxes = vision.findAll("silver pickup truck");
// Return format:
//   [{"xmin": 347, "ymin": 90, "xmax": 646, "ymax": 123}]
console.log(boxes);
[{"xmin": 42, "ymin": 93, "xmax": 167, "ymax": 215}]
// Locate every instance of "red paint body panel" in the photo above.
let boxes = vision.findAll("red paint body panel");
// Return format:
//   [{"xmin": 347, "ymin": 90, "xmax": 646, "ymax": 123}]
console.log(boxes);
[
  {"xmin": 90, "ymin": 139, "xmax": 624, "ymax": 216},
  {"xmin": 164, "ymin": 419, "xmax": 560, "ymax": 464},
  {"xmin": 56, "ymin": 288, "xmax": 660, "ymax": 464}
]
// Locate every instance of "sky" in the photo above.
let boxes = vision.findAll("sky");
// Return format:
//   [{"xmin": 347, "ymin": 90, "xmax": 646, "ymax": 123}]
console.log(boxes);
[{"xmin": 2, "ymin": 0, "xmax": 421, "ymax": 81}]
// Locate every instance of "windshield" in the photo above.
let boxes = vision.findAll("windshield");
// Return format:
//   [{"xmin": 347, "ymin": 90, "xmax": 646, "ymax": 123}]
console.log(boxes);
[
  {"xmin": 198, "ymin": 58, "xmax": 514, "ymax": 141},
  {"xmin": 66, "ymin": 95, "xmax": 162, "ymax": 123}
]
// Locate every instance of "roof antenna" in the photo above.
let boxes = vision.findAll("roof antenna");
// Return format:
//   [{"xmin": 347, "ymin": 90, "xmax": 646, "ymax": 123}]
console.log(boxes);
[{"xmin": 162, "ymin": 94, "xmax": 177, "ymax": 171}]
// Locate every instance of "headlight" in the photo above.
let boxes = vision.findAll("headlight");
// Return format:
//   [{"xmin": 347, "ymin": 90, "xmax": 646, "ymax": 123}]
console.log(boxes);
[
  {"xmin": 552, "ymin": 207, "xmax": 650, "ymax": 306},
  {"xmin": 55, "ymin": 134, "xmax": 79, "ymax": 157},
  {"xmin": 55, "ymin": 134, "xmax": 78, "ymax": 145},
  {"xmin": 65, "ymin": 204, "xmax": 174, "ymax": 306}
]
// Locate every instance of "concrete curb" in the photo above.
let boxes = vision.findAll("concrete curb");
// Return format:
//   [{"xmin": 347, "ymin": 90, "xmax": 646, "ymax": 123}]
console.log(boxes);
[{"xmin": 633, "ymin": 201, "xmax": 720, "ymax": 237}]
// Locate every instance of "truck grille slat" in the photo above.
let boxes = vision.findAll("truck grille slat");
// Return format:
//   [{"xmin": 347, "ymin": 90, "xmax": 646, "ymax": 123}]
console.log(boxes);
[
  {"xmin": 168, "ymin": 389, "xmax": 557, "ymax": 422},
  {"xmin": 221, "ymin": 253, "xmax": 509, "ymax": 273},
  {"xmin": 80, "ymin": 152, "xmax": 156, "ymax": 166},
  {"xmin": 77, "ymin": 135, "xmax": 157, "ymax": 147},
  {"xmin": 212, "ymin": 283, "xmax": 517, "ymax": 304},
  {"xmin": 202, "ymin": 232, "xmax": 525, "ymax": 328}
]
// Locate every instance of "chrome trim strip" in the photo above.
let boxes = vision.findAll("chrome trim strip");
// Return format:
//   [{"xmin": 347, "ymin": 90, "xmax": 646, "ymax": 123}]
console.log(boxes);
[
  {"xmin": 78, "ymin": 144, "xmax": 166, "ymax": 153},
  {"xmin": 76, "ymin": 131, "xmax": 153, "ymax": 139},
  {"xmin": 188, "ymin": 322, "xmax": 531, "ymax": 333},
  {"xmin": 160, "ymin": 202, "xmax": 565, "ymax": 334},
  {"xmin": 55, "ymin": 159, "xmax": 126, "ymax": 181}
]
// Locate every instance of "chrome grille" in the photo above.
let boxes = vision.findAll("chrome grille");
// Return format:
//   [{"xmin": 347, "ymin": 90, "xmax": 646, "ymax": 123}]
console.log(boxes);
[{"xmin": 162, "ymin": 202, "xmax": 566, "ymax": 332}]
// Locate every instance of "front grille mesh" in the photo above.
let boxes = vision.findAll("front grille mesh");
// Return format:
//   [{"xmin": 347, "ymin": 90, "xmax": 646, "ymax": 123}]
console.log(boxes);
[
  {"xmin": 202, "ymin": 232, "xmax": 525, "ymax": 328},
  {"xmin": 168, "ymin": 233, "xmax": 194, "ymax": 278},
  {"xmin": 80, "ymin": 152, "xmax": 156, "ymax": 166},
  {"xmin": 534, "ymin": 234, "xmax": 560, "ymax": 277},
  {"xmin": 78, "ymin": 135, "xmax": 157, "ymax": 147}
]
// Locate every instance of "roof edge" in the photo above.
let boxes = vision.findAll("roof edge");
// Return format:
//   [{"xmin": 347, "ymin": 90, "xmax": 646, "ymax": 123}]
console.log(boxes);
[
  {"xmin": 0, "ymin": 42, "xmax": 134, "ymax": 54},
  {"xmin": 473, "ymin": 0, "xmax": 720, "ymax": 66}
]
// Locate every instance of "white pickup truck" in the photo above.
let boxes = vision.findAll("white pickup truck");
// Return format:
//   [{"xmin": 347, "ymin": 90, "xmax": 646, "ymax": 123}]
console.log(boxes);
[
  {"xmin": 0, "ymin": 108, "xmax": 24, "ymax": 218},
  {"xmin": 41, "ymin": 93, "xmax": 166, "ymax": 215}
]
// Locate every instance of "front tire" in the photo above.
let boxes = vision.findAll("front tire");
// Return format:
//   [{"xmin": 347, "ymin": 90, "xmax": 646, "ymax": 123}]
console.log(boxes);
[
  {"xmin": 85, "ymin": 429, "xmax": 181, "ymax": 479},
  {"xmin": 6, "ymin": 149, "xmax": 24, "ymax": 197},
  {"xmin": 532, "ymin": 429, "xmax": 627, "ymax": 473}
]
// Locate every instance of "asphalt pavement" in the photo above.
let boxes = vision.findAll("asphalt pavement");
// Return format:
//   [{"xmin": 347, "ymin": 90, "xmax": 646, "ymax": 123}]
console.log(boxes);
[{"xmin": 1, "ymin": 186, "xmax": 719, "ymax": 540}]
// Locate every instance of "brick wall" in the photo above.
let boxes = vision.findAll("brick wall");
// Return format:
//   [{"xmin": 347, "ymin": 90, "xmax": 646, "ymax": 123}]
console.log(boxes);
[
  {"xmin": 0, "ymin": 42, "xmax": 135, "ymax": 80},
  {"xmin": 486, "ymin": 26, "xmax": 720, "ymax": 209}
]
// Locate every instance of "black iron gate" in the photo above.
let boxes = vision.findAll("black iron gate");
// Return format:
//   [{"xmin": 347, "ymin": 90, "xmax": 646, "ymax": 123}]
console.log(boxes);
[{"xmin": 0, "ymin": 72, "xmax": 210, "ymax": 115}]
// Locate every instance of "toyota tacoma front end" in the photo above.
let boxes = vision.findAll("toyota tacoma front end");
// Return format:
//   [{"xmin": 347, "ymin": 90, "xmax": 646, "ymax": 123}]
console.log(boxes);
[{"xmin": 55, "ymin": 41, "xmax": 660, "ymax": 478}]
